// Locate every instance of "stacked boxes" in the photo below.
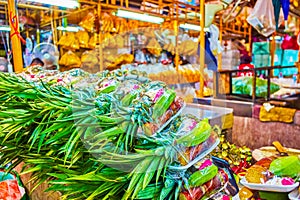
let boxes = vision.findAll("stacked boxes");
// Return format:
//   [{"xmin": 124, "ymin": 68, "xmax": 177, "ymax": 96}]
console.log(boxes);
[
  {"xmin": 252, "ymin": 42, "xmax": 271, "ymax": 68},
  {"xmin": 252, "ymin": 41, "xmax": 299, "ymax": 77}
]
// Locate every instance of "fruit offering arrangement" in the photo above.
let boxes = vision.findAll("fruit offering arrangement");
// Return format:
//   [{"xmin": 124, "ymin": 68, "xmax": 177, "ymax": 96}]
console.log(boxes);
[
  {"xmin": 0, "ymin": 67, "xmax": 238, "ymax": 199},
  {"xmin": 239, "ymin": 156, "xmax": 300, "ymax": 199}
]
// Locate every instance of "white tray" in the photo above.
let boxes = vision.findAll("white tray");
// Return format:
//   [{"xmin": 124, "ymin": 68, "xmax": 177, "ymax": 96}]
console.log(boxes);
[{"xmin": 240, "ymin": 177, "xmax": 299, "ymax": 193}]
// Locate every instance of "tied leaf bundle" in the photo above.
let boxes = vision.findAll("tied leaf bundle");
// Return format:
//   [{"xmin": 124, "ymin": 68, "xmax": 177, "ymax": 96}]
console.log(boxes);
[{"xmin": 0, "ymin": 68, "xmax": 220, "ymax": 200}]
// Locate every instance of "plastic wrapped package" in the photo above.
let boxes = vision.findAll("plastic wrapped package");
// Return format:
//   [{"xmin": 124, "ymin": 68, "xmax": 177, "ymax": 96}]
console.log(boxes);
[
  {"xmin": 101, "ymin": 13, "xmax": 114, "ymax": 32},
  {"xmin": 246, "ymin": 0, "xmax": 276, "ymax": 37},
  {"xmin": 147, "ymin": 38, "xmax": 162, "ymax": 56},
  {"xmin": 79, "ymin": 12, "xmax": 96, "ymax": 33},
  {"xmin": 59, "ymin": 50, "xmax": 81, "ymax": 67},
  {"xmin": 58, "ymin": 33, "xmax": 75, "ymax": 48},
  {"xmin": 76, "ymin": 31, "xmax": 90, "ymax": 48},
  {"xmin": 88, "ymin": 34, "xmax": 98, "ymax": 49},
  {"xmin": 174, "ymin": 87, "xmax": 197, "ymax": 103},
  {"xmin": 58, "ymin": 32, "xmax": 79, "ymax": 49},
  {"xmin": 81, "ymin": 51, "xmax": 99, "ymax": 73}
]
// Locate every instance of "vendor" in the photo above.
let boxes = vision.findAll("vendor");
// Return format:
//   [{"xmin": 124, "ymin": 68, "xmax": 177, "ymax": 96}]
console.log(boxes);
[
  {"xmin": 237, "ymin": 55, "xmax": 254, "ymax": 77},
  {"xmin": 0, "ymin": 57, "xmax": 8, "ymax": 72},
  {"xmin": 30, "ymin": 58, "xmax": 44, "ymax": 67}
]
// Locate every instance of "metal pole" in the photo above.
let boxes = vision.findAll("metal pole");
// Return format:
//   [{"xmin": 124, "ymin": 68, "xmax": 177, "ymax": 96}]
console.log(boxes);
[
  {"xmin": 7, "ymin": 0, "xmax": 23, "ymax": 72},
  {"xmin": 199, "ymin": 0, "xmax": 205, "ymax": 97}
]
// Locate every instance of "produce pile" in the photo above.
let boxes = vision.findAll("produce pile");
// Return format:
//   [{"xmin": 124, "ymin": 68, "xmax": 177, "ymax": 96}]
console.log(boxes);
[
  {"xmin": 0, "ymin": 67, "xmax": 238, "ymax": 199},
  {"xmin": 232, "ymin": 77, "xmax": 280, "ymax": 98},
  {"xmin": 239, "ymin": 156, "xmax": 300, "ymax": 199}
]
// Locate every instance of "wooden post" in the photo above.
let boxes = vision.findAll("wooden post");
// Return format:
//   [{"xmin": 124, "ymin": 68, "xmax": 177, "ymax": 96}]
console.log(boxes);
[
  {"xmin": 270, "ymin": 32, "xmax": 276, "ymax": 78},
  {"xmin": 199, "ymin": 0, "xmax": 205, "ymax": 97},
  {"xmin": 7, "ymin": 0, "xmax": 23, "ymax": 72}
]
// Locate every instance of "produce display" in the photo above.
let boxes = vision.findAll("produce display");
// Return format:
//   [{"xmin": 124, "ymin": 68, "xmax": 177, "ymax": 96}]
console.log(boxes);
[
  {"xmin": 232, "ymin": 77, "xmax": 281, "ymax": 98},
  {"xmin": 122, "ymin": 63, "xmax": 201, "ymax": 84},
  {"xmin": 239, "ymin": 156, "xmax": 300, "ymax": 199},
  {"xmin": 0, "ymin": 67, "xmax": 238, "ymax": 199},
  {"xmin": 212, "ymin": 133, "xmax": 252, "ymax": 171}
]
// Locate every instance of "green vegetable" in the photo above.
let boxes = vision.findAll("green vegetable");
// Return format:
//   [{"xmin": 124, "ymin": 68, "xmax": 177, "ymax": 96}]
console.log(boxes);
[
  {"xmin": 152, "ymin": 90, "xmax": 176, "ymax": 120},
  {"xmin": 121, "ymin": 92, "xmax": 137, "ymax": 107},
  {"xmin": 188, "ymin": 164, "xmax": 218, "ymax": 187},
  {"xmin": 232, "ymin": 77, "xmax": 280, "ymax": 98},
  {"xmin": 99, "ymin": 85, "xmax": 117, "ymax": 93},
  {"xmin": 269, "ymin": 156, "xmax": 300, "ymax": 178},
  {"xmin": 176, "ymin": 118, "xmax": 211, "ymax": 147}
]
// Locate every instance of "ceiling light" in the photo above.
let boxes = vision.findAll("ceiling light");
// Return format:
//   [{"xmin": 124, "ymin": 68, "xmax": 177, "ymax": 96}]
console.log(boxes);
[
  {"xmin": 0, "ymin": 26, "xmax": 11, "ymax": 32},
  {"xmin": 179, "ymin": 23, "xmax": 209, "ymax": 31},
  {"xmin": 57, "ymin": 26, "xmax": 83, "ymax": 32},
  {"xmin": 115, "ymin": 10, "xmax": 164, "ymax": 24},
  {"xmin": 26, "ymin": 0, "xmax": 79, "ymax": 9}
]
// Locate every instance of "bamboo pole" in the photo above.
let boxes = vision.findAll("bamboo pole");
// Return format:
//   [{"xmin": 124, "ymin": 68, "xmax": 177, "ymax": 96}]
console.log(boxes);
[
  {"xmin": 98, "ymin": 1, "xmax": 103, "ymax": 72},
  {"xmin": 7, "ymin": 0, "xmax": 23, "ymax": 72},
  {"xmin": 174, "ymin": 2, "xmax": 179, "ymax": 71},
  {"xmin": 199, "ymin": 0, "xmax": 205, "ymax": 97}
]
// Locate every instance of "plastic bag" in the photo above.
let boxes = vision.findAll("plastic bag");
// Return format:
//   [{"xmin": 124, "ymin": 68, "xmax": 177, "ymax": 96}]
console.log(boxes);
[
  {"xmin": 76, "ymin": 31, "xmax": 90, "ymax": 48},
  {"xmin": 59, "ymin": 50, "xmax": 81, "ymax": 67},
  {"xmin": 79, "ymin": 12, "xmax": 96, "ymax": 33},
  {"xmin": 246, "ymin": 0, "xmax": 276, "ymax": 37}
]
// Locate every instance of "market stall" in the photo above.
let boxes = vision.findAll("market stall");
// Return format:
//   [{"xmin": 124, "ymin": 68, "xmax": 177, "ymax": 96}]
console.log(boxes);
[{"xmin": 0, "ymin": 0, "xmax": 299, "ymax": 199}]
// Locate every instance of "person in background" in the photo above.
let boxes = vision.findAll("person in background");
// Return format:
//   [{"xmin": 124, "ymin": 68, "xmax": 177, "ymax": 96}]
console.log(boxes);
[
  {"xmin": 0, "ymin": 57, "xmax": 8, "ymax": 72},
  {"xmin": 238, "ymin": 55, "xmax": 254, "ymax": 77},
  {"xmin": 30, "ymin": 58, "xmax": 44, "ymax": 67}
]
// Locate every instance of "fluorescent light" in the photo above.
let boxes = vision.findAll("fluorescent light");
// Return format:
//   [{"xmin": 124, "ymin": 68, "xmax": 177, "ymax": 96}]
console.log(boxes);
[
  {"xmin": 116, "ymin": 10, "xmax": 164, "ymax": 24},
  {"xmin": 26, "ymin": 0, "xmax": 79, "ymax": 9},
  {"xmin": 180, "ymin": 23, "xmax": 200, "ymax": 31},
  {"xmin": 0, "ymin": 26, "xmax": 10, "ymax": 32},
  {"xmin": 57, "ymin": 26, "xmax": 83, "ymax": 32},
  {"xmin": 269, "ymin": 36, "xmax": 281, "ymax": 40},
  {"xmin": 179, "ymin": 23, "xmax": 209, "ymax": 31}
]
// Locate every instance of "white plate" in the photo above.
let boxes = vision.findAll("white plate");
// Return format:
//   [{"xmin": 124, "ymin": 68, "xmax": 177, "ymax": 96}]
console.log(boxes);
[
  {"xmin": 289, "ymin": 188, "xmax": 300, "ymax": 200},
  {"xmin": 240, "ymin": 177, "xmax": 299, "ymax": 192}
]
